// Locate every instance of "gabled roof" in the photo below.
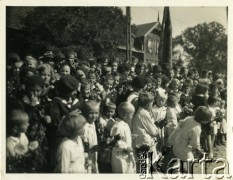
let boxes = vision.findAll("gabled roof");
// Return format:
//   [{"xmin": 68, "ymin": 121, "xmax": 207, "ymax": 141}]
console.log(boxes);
[{"xmin": 133, "ymin": 21, "xmax": 161, "ymax": 37}]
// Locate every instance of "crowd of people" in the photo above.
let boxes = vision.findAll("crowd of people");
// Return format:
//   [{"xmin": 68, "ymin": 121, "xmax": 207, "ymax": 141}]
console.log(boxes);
[{"xmin": 6, "ymin": 51, "xmax": 227, "ymax": 173}]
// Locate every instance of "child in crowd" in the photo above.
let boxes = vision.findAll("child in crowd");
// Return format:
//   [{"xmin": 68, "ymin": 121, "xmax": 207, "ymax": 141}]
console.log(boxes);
[
  {"xmin": 154, "ymin": 74, "xmax": 166, "ymax": 94},
  {"xmin": 24, "ymin": 56, "xmax": 38, "ymax": 69},
  {"xmin": 111, "ymin": 61, "xmax": 118, "ymax": 73},
  {"xmin": 218, "ymin": 100, "xmax": 227, "ymax": 145},
  {"xmin": 168, "ymin": 106, "xmax": 212, "ymax": 173},
  {"xmin": 97, "ymin": 100, "xmax": 116, "ymax": 173},
  {"xmin": 132, "ymin": 92, "xmax": 159, "ymax": 160},
  {"xmin": 6, "ymin": 110, "xmax": 30, "ymax": 158},
  {"xmin": 111, "ymin": 102, "xmax": 136, "ymax": 173},
  {"xmin": 60, "ymin": 63, "xmax": 71, "ymax": 76},
  {"xmin": 38, "ymin": 64, "xmax": 56, "ymax": 99},
  {"xmin": 167, "ymin": 78, "xmax": 180, "ymax": 95},
  {"xmin": 81, "ymin": 100, "xmax": 100, "ymax": 173},
  {"xmin": 103, "ymin": 76, "xmax": 117, "ymax": 103},
  {"xmin": 112, "ymin": 73, "xmax": 121, "ymax": 89},
  {"xmin": 207, "ymin": 96, "xmax": 219, "ymax": 148},
  {"xmin": 151, "ymin": 90, "xmax": 168, "ymax": 148},
  {"xmin": 54, "ymin": 112, "xmax": 87, "ymax": 173},
  {"xmin": 164, "ymin": 95, "xmax": 180, "ymax": 146},
  {"xmin": 99, "ymin": 100, "xmax": 116, "ymax": 132}
]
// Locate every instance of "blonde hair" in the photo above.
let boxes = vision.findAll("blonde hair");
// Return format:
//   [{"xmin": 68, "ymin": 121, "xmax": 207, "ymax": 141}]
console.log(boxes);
[
  {"xmin": 81, "ymin": 100, "xmax": 100, "ymax": 118},
  {"xmin": 7, "ymin": 110, "xmax": 29, "ymax": 134},
  {"xmin": 58, "ymin": 112, "xmax": 86, "ymax": 139},
  {"xmin": 117, "ymin": 102, "xmax": 135, "ymax": 118},
  {"xmin": 38, "ymin": 64, "xmax": 56, "ymax": 82}
]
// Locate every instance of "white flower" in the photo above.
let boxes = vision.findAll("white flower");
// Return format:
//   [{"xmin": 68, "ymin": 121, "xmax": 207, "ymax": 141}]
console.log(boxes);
[
  {"xmin": 28, "ymin": 141, "xmax": 39, "ymax": 151},
  {"xmin": 14, "ymin": 144, "xmax": 28, "ymax": 156}
]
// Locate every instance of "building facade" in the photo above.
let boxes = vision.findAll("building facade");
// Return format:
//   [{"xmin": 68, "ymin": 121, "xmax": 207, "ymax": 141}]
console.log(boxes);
[{"xmin": 117, "ymin": 21, "xmax": 161, "ymax": 65}]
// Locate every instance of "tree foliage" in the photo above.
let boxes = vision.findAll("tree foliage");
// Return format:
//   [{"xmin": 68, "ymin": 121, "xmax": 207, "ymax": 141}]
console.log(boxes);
[
  {"xmin": 173, "ymin": 22, "xmax": 227, "ymax": 74},
  {"xmin": 20, "ymin": 7, "xmax": 127, "ymax": 59}
]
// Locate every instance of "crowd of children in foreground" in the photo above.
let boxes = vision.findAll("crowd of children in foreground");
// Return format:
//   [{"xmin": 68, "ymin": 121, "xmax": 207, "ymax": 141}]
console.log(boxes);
[{"xmin": 6, "ymin": 51, "xmax": 227, "ymax": 173}]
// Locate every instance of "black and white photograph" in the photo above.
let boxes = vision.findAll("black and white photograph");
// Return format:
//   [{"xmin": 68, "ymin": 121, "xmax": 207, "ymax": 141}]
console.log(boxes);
[{"xmin": 2, "ymin": 3, "xmax": 233, "ymax": 179}]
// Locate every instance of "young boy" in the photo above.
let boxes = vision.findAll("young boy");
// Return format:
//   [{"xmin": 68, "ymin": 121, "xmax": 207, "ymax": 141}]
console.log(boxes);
[
  {"xmin": 81, "ymin": 100, "xmax": 100, "ymax": 173},
  {"xmin": 6, "ymin": 110, "xmax": 30, "ymax": 158},
  {"xmin": 111, "ymin": 102, "xmax": 136, "ymax": 173}
]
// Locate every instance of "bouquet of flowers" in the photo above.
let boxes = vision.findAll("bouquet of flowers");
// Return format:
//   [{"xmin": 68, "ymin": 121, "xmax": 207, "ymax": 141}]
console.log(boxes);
[
  {"xmin": 215, "ymin": 110, "xmax": 224, "ymax": 122},
  {"xmin": 182, "ymin": 103, "xmax": 194, "ymax": 117},
  {"xmin": 6, "ymin": 141, "xmax": 47, "ymax": 173}
]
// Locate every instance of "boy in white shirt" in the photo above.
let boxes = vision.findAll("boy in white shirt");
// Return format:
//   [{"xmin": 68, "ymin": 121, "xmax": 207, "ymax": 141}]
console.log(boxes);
[{"xmin": 111, "ymin": 102, "xmax": 136, "ymax": 173}]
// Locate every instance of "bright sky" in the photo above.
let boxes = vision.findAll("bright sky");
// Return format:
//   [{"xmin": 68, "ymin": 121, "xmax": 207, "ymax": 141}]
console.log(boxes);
[{"xmin": 120, "ymin": 7, "xmax": 227, "ymax": 37}]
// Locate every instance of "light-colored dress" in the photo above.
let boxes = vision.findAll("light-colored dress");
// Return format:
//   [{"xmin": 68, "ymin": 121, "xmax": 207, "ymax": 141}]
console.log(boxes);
[
  {"xmin": 83, "ymin": 122, "xmax": 99, "ymax": 173},
  {"xmin": 6, "ymin": 133, "xmax": 29, "ymax": 157},
  {"xmin": 110, "ymin": 119, "xmax": 136, "ymax": 173},
  {"xmin": 54, "ymin": 136, "xmax": 86, "ymax": 173}
]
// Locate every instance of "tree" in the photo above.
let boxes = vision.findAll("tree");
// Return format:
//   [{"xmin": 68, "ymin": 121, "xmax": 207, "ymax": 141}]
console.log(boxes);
[
  {"xmin": 20, "ymin": 7, "xmax": 127, "ymax": 59},
  {"xmin": 173, "ymin": 22, "xmax": 227, "ymax": 74}
]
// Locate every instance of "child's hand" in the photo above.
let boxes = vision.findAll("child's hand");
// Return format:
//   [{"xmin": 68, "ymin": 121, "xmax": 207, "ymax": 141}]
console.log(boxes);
[
  {"xmin": 44, "ymin": 116, "xmax": 51, "ymax": 124},
  {"xmin": 30, "ymin": 95, "xmax": 39, "ymax": 106}
]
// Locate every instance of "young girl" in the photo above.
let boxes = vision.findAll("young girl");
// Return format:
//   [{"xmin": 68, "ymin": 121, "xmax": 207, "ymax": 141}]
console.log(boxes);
[
  {"xmin": 38, "ymin": 64, "xmax": 56, "ymax": 99},
  {"xmin": 111, "ymin": 102, "xmax": 136, "ymax": 173},
  {"xmin": 81, "ymin": 100, "xmax": 100, "ymax": 173},
  {"xmin": 54, "ymin": 112, "xmax": 87, "ymax": 173}
]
